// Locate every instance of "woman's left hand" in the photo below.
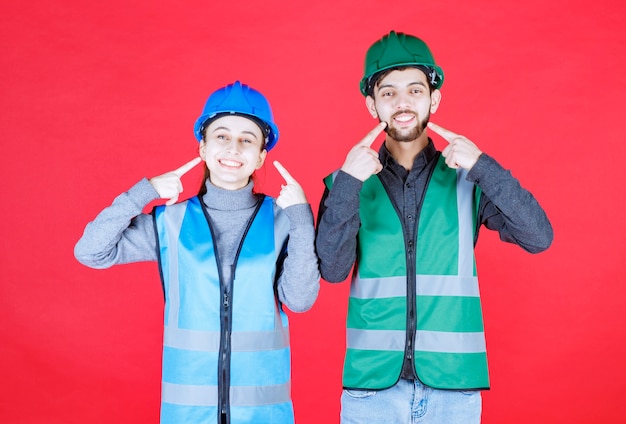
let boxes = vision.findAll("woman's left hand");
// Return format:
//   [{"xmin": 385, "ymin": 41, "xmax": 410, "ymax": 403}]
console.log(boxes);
[{"xmin": 273, "ymin": 160, "xmax": 307, "ymax": 208}]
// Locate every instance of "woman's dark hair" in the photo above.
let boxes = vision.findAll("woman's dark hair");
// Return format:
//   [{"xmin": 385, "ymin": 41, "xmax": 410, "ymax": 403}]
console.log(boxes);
[{"xmin": 198, "ymin": 165, "xmax": 211, "ymax": 196}]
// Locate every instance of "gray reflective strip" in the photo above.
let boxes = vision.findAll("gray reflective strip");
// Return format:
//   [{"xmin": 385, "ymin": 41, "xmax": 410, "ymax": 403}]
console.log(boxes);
[
  {"xmin": 350, "ymin": 275, "xmax": 407, "ymax": 298},
  {"xmin": 164, "ymin": 325, "xmax": 289, "ymax": 352},
  {"xmin": 347, "ymin": 329, "xmax": 485, "ymax": 353},
  {"xmin": 231, "ymin": 382, "xmax": 291, "ymax": 406},
  {"xmin": 161, "ymin": 381, "xmax": 291, "ymax": 407},
  {"xmin": 415, "ymin": 330, "xmax": 486, "ymax": 353},
  {"xmin": 162, "ymin": 382, "xmax": 217, "ymax": 406},
  {"xmin": 351, "ymin": 274, "xmax": 479, "ymax": 298},
  {"xmin": 274, "ymin": 207, "xmax": 284, "ymax": 255},
  {"xmin": 456, "ymin": 169, "xmax": 474, "ymax": 277},
  {"xmin": 163, "ymin": 205, "xmax": 187, "ymax": 326},
  {"xmin": 416, "ymin": 275, "xmax": 479, "ymax": 297},
  {"xmin": 347, "ymin": 328, "xmax": 406, "ymax": 351}
]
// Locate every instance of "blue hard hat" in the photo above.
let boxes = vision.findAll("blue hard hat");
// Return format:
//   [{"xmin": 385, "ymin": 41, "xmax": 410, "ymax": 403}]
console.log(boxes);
[{"xmin": 193, "ymin": 81, "xmax": 279, "ymax": 151}]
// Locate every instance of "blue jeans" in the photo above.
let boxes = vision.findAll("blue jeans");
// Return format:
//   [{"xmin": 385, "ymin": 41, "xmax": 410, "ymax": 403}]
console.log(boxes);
[{"xmin": 340, "ymin": 379, "xmax": 482, "ymax": 424}]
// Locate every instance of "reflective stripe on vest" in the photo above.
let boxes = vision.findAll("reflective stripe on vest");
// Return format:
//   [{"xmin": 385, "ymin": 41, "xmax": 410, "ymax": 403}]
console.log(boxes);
[
  {"xmin": 328, "ymin": 155, "xmax": 489, "ymax": 390},
  {"xmin": 154, "ymin": 196, "xmax": 294, "ymax": 424}
]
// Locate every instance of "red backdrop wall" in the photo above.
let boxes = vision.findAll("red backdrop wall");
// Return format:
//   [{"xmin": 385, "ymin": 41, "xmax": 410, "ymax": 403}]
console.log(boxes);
[{"xmin": 2, "ymin": 0, "xmax": 625, "ymax": 422}]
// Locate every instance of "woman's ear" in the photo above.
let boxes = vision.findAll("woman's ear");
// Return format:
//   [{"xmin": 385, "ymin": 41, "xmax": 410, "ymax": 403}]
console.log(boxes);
[
  {"xmin": 199, "ymin": 140, "xmax": 206, "ymax": 160},
  {"xmin": 256, "ymin": 149, "xmax": 267, "ymax": 170}
]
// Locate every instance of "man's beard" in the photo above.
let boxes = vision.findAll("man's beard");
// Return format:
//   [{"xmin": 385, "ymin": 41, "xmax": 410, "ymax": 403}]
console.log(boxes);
[{"xmin": 385, "ymin": 110, "xmax": 430, "ymax": 142}]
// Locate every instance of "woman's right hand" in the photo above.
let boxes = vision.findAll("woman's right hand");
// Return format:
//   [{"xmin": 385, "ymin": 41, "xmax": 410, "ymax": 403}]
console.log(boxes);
[{"xmin": 149, "ymin": 157, "xmax": 202, "ymax": 205}]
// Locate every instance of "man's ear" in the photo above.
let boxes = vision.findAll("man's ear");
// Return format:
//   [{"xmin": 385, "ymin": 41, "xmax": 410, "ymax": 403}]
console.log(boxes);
[
  {"xmin": 366, "ymin": 96, "xmax": 378, "ymax": 119},
  {"xmin": 430, "ymin": 89, "xmax": 442, "ymax": 113},
  {"xmin": 199, "ymin": 140, "xmax": 206, "ymax": 161}
]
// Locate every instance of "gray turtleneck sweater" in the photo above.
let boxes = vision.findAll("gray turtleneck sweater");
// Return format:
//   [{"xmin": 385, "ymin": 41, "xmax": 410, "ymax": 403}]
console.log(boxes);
[{"xmin": 74, "ymin": 178, "xmax": 319, "ymax": 312}]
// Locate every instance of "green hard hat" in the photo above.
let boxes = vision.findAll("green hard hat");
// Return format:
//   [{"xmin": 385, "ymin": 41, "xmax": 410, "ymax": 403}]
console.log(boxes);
[{"xmin": 360, "ymin": 31, "xmax": 444, "ymax": 96}]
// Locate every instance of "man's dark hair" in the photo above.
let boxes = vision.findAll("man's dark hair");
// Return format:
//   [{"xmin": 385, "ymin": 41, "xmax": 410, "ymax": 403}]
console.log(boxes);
[{"xmin": 365, "ymin": 65, "xmax": 437, "ymax": 97}]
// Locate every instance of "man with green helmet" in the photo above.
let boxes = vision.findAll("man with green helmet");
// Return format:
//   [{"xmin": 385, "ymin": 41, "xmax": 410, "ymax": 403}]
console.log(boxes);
[{"xmin": 316, "ymin": 31, "xmax": 553, "ymax": 423}]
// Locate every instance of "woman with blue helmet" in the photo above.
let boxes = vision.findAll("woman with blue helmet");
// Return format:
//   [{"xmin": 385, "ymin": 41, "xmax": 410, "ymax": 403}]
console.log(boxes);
[{"xmin": 75, "ymin": 81, "xmax": 320, "ymax": 424}]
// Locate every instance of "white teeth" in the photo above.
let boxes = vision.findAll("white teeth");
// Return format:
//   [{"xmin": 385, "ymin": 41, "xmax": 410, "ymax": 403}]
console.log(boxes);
[
  {"xmin": 220, "ymin": 159, "xmax": 242, "ymax": 167},
  {"xmin": 395, "ymin": 115, "xmax": 414, "ymax": 122}
]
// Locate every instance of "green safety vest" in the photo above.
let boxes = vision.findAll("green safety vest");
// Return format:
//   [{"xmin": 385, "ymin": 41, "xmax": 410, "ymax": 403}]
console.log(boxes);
[{"xmin": 326, "ymin": 155, "xmax": 490, "ymax": 390}]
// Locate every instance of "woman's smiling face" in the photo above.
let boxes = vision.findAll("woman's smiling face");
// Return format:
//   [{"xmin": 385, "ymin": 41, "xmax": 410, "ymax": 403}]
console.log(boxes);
[{"xmin": 199, "ymin": 114, "xmax": 267, "ymax": 190}]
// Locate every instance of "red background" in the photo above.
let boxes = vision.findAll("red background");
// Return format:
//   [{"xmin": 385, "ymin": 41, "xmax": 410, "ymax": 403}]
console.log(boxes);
[{"xmin": 2, "ymin": 0, "xmax": 625, "ymax": 422}]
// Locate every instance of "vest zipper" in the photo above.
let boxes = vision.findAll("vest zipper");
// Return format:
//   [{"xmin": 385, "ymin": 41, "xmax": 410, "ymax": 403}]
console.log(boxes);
[
  {"xmin": 200, "ymin": 195, "xmax": 265, "ymax": 424},
  {"xmin": 404, "ymin": 158, "xmax": 438, "ymax": 378},
  {"xmin": 405, "ymin": 240, "xmax": 417, "ymax": 366},
  {"xmin": 218, "ymin": 285, "xmax": 232, "ymax": 424},
  {"xmin": 379, "ymin": 166, "xmax": 434, "ymax": 381}
]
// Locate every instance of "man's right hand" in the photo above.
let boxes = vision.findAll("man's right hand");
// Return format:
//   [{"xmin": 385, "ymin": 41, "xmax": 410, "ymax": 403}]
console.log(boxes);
[{"xmin": 340, "ymin": 121, "xmax": 387, "ymax": 181}]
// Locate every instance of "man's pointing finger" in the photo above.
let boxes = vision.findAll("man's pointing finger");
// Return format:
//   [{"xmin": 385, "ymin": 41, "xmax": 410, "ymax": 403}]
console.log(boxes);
[
  {"xmin": 358, "ymin": 121, "xmax": 387, "ymax": 147},
  {"xmin": 427, "ymin": 122, "xmax": 458, "ymax": 143}
]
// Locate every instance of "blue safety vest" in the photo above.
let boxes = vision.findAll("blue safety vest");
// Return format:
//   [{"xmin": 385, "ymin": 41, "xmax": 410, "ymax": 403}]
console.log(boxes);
[{"xmin": 153, "ymin": 195, "xmax": 293, "ymax": 424}]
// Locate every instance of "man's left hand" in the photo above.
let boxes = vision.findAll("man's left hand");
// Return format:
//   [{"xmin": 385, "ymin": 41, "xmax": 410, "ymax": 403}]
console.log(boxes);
[{"xmin": 428, "ymin": 122, "xmax": 482, "ymax": 170}]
